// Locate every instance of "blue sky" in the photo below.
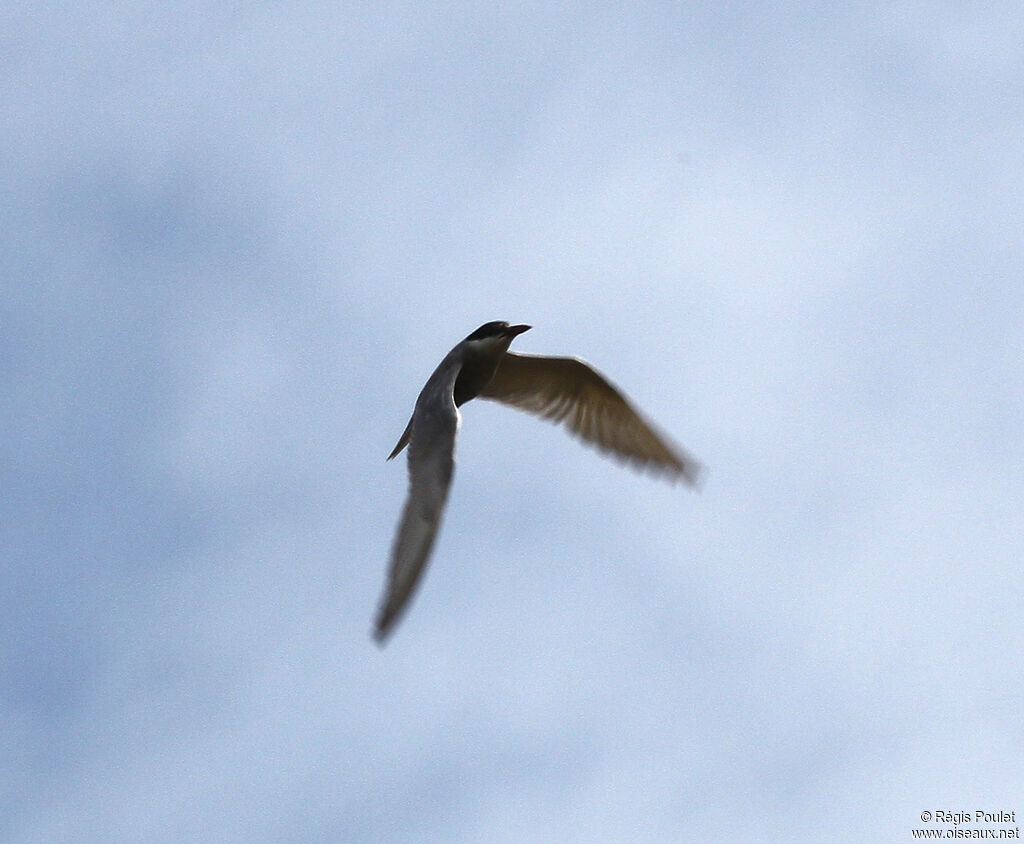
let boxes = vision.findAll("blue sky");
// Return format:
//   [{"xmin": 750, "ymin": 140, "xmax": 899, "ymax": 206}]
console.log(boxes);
[{"xmin": 4, "ymin": 3, "xmax": 1023, "ymax": 841}]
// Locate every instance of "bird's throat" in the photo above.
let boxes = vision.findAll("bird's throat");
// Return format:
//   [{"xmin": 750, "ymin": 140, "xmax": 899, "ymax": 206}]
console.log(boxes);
[{"xmin": 453, "ymin": 349, "xmax": 504, "ymax": 407}]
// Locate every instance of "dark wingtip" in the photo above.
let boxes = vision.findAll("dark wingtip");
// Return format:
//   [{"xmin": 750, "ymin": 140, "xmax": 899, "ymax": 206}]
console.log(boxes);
[
  {"xmin": 681, "ymin": 459, "xmax": 707, "ymax": 491},
  {"xmin": 372, "ymin": 614, "xmax": 392, "ymax": 646},
  {"xmin": 373, "ymin": 601, "xmax": 401, "ymax": 645}
]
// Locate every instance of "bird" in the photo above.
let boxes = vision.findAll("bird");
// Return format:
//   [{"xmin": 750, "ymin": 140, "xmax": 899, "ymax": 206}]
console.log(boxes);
[{"xmin": 373, "ymin": 321, "xmax": 703, "ymax": 643}]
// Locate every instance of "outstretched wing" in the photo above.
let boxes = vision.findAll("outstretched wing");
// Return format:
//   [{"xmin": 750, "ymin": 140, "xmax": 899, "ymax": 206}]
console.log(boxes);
[
  {"xmin": 375, "ymin": 362, "xmax": 461, "ymax": 643},
  {"xmin": 480, "ymin": 352, "xmax": 703, "ymax": 485}
]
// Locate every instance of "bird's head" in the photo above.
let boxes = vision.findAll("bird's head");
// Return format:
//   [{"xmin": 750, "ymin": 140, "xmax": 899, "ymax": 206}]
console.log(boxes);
[{"xmin": 463, "ymin": 321, "xmax": 531, "ymax": 351}]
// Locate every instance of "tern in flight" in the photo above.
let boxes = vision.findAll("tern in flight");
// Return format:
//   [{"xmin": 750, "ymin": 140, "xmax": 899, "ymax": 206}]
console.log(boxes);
[{"xmin": 374, "ymin": 321, "xmax": 702, "ymax": 642}]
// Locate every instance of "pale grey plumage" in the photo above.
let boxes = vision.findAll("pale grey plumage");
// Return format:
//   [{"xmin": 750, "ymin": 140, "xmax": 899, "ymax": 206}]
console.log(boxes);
[
  {"xmin": 373, "ymin": 348, "xmax": 462, "ymax": 642},
  {"xmin": 374, "ymin": 322, "xmax": 702, "ymax": 643},
  {"xmin": 480, "ymin": 352, "xmax": 703, "ymax": 485}
]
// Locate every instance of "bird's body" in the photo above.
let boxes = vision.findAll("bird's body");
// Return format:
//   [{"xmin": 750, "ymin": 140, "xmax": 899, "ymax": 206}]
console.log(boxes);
[{"xmin": 374, "ymin": 321, "xmax": 702, "ymax": 643}]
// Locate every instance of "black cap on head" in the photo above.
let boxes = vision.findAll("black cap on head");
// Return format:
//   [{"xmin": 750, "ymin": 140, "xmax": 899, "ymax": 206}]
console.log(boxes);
[{"xmin": 464, "ymin": 321, "xmax": 531, "ymax": 342}]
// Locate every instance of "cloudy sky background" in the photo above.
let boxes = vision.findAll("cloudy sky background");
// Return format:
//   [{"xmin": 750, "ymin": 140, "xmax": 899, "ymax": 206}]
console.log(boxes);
[{"xmin": 4, "ymin": 3, "xmax": 1023, "ymax": 841}]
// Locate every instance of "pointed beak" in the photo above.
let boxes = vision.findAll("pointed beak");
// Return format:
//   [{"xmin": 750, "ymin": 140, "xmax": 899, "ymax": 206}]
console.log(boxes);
[{"xmin": 507, "ymin": 324, "xmax": 531, "ymax": 337}]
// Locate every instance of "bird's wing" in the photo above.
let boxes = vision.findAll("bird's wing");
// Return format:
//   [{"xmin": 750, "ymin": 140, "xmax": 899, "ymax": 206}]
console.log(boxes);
[
  {"xmin": 479, "ymin": 352, "xmax": 703, "ymax": 485},
  {"xmin": 374, "ymin": 363, "xmax": 461, "ymax": 643}
]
